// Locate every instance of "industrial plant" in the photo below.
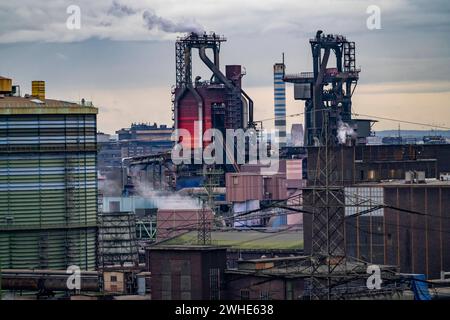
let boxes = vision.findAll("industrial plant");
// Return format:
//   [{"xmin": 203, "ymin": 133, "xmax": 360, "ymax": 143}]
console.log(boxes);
[{"xmin": 1, "ymin": 27, "xmax": 450, "ymax": 303}]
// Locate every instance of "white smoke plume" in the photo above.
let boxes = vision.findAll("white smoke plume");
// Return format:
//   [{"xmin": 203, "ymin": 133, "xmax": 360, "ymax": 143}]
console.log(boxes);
[
  {"xmin": 337, "ymin": 120, "xmax": 357, "ymax": 144},
  {"xmin": 133, "ymin": 178, "xmax": 202, "ymax": 210},
  {"xmin": 142, "ymin": 10, "xmax": 204, "ymax": 34}
]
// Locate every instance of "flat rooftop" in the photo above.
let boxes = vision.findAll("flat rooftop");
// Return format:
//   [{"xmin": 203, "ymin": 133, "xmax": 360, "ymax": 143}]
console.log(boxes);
[
  {"xmin": 160, "ymin": 229, "xmax": 303, "ymax": 250},
  {"xmin": 356, "ymin": 179, "xmax": 450, "ymax": 187},
  {"xmin": 0, "ymin": 96, "xmax": 97, "ymax": 115},
  {"xmin": 148, "ymin": 245, "xmax": 227, "ymax": 251}
]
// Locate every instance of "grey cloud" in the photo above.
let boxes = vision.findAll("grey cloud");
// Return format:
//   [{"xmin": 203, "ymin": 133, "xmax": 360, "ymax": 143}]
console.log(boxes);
[{"xmin": 107, "ymin": 1, "xmax": 137, "ymax": 17}]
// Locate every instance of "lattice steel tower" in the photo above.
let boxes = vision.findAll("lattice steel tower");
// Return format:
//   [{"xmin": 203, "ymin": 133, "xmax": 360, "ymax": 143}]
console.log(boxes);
[{"xmin": 307, "ymin": 113, "xmax": 347, "ymax": 300}]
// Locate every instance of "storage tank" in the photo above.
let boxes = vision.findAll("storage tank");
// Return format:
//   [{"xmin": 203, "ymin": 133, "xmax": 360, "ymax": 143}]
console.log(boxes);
[
  {"xmin": 0, "ymin": 76, "xmax": 12, "ymax": 94},
  {"xmin": 0, "ymin": 88, "xmax": 98, "ymax": 270}
]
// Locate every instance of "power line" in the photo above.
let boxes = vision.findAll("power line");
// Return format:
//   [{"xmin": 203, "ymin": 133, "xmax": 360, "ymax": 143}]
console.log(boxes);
[
  {"xmin": 254, "ymin": 110, "xmax": 450, "ymax": 130},
  {"xmin": 352, "ymin": 112, "xmax": 450, "ymax": 130},
  {"xmin": 256, "ymin": 113, "xmax": 304, "ymax": 123}
]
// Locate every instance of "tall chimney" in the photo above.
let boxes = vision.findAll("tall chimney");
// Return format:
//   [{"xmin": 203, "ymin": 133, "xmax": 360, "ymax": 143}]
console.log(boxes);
[
  {"xmin": 274, "ymin": 60, "xmax": 286, "ymax": 148},
  {"xmin": 32, "ymin": 80, "xmax": 45, "ymax": 101}
]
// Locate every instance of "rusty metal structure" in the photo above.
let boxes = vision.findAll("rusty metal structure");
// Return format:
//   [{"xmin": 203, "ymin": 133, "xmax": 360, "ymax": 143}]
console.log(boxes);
[
  {"xmin": 284, "ymin": 30, "xmax": 361, "ymax": 146},
  {"xmin": 173, "ymin": 32, "xmax": 254, "ymax": 139},
  {"xmin": 296, "ymin": 31, "xmax": 357, "ymax": 299},
  {"xmin": 97, "ymin": 212, "xmax": 139, "ymax": 268}
]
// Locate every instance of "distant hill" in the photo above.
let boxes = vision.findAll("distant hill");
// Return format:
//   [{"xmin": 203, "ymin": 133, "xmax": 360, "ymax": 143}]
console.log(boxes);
[{"xmin": 375, "ymin": 130, "xmax": 450, "ymax": 138}]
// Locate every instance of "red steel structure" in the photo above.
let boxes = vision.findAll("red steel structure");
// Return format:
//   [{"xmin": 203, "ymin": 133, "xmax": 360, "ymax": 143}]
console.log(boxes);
[{"xmin": 173, "ymin": 32, "xmax": 254, "ymax": 149}]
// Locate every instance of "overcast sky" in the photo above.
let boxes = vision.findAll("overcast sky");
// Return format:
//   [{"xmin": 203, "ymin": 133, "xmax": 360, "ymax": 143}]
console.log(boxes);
[{"xmin": 0, "ymin": 0, "xmax": 449, "ymax": 133}]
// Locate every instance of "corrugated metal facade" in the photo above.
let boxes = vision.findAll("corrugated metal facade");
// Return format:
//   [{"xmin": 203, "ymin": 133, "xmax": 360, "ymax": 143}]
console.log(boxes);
[
  {"xmin": 306, "ymin": 145, "xmax": 450, "ymax": 185},
  {"xmin": 344, "ymin": 184, "xmax": 450, "ymax": 279},
  {"xmin": 263, "ymin": 175, "xmax": 287, "ymax": 200},
  {"xmin": 156, "ymin": 209, "xmax": 213, "ymax": 241},
  {"xmin": 0, "ymin": 106, "xmax": 98, "ymax": 270},
  {"xmin": 226, "ymin": 173, "xmax": 264, "ymax": 202}
]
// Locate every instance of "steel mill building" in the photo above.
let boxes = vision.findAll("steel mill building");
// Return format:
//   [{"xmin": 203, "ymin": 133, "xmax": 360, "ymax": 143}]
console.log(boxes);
[{"xmin": 0, "ymin": 76, "xmax": 98, "ymax": 270}]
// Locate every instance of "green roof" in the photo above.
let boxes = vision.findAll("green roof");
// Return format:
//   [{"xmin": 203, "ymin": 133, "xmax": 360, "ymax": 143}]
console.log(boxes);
[{"xmin": 162, "ymin": 230, "xmax": 303, "ymax": 250}]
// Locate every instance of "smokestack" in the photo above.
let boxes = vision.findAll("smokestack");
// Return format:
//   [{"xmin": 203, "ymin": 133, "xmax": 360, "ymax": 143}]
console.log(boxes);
[
  {"xmin": 274, "ymin": 60, "xmax": 286, "ymax": 148},
  {"xmin": 0, "ymin": 76, "xmax": 12, "ymax": 94},
  {"xmin": 32, "ymin": 80, "xmax": 45, "ymax": 101}
]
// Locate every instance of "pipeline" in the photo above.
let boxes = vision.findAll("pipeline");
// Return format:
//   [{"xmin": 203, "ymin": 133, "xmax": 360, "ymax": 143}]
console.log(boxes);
[
  {"xmin": 241, "ymin": 89, "xmax": 254, "ymax": 126},
  {"xmin": 199, "ymin": 46, "xmax": 234, "ymax": 90},
  {"xmin": 199, "ymin": 46, "xmax": 254, "ymax": 128},
  {"xmin": 1, "ymin": 269, "xmax": 100, "ymax": 292}
]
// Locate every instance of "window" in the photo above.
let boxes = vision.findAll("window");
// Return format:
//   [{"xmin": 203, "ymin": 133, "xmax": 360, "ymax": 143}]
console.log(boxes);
[
  {"xmin": 387, "ymin": 233, "xmax": 393, "ymax": 246},
  {"xmin": 233, "ymin": 176, "xmax": 239, "ymax": 185},
  {"xmin": 162, "ymin": 275, "xmax": 172, "ymax": 300},
  {"xmin": 286, "ymin": 281, "xmax": 293, "ymax": 300},
  {"xmin": 209, "ymin": 268, "xmax": 220, "ymax": 300},
  {"xmin": 109, "ymin": 201, "xmax": 120, "ymax": 212},
  {"xmin": 260, "ymin": 291, "xmax": 270, "ymax": 300},
  {"xmin": 240, "ymin": 289, "xmax": 250, "ymax": 300},
  {"xmin": 110, "ymin": 275, "xmax": 117, "ymax": 282}
]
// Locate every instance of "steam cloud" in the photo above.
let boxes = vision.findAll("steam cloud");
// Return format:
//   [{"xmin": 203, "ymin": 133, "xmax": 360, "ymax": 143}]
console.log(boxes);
[
  {"xmin": 142, "ymin": 10, "xmax": 205, "ymax": 34},
  {"xmin": 133, "ymin": 179, "xmax": 202, "ymax": 210},
  {"xmin": 337, "ymin": 120, "xmax": 356, "ymax": 144}
]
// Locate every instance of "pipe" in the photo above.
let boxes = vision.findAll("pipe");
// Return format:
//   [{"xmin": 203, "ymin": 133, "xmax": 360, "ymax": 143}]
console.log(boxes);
[
  {"xmin": 312, "ymin": 48, "xmax": 330, "ymax": 142},
  {"xmin": 199, "ymin": 46, "xmax": 234, "ymax": 90},
  {"xmin": 199, "ymin": 46, "xmax": 255, "ymax": 128},
  {"xmin": 241, "ymin": 89, "xmax": 254, "ymax": 126},
  {"xmin": 241, "ymin": 96, "xmax": 248, "ymax": 128},
  {"xmin": 213, "ymin": 46, "xmax": 220, "ymax": 83},
  {"xmin": 173, "ymin": 86, "xmax": 188, "ymax": 129}
]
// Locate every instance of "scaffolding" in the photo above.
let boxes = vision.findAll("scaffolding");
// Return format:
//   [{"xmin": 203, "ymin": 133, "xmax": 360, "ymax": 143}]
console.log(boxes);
[
  {"xmin": 97, "ymin": 212, "xmax": 139, "ymax": 268},
  {"xmin": 197, "ymin": 165, "xmax": 223, "ymax": 245}
]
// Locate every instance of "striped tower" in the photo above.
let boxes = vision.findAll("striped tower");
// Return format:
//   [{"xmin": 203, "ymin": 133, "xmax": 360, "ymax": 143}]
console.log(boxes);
[{"xmin": 274, "ymin": 61, "xmax": 286, "ymax": 147}]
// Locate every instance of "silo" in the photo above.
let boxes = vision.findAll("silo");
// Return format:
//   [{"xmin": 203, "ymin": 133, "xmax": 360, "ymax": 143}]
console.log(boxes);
[{"xmin": 0, "ymin": 81, "xmax": 98, "ymax": 270}]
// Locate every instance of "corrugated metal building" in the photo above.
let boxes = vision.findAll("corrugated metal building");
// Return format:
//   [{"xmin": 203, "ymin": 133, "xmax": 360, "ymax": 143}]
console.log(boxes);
[
  {"xmin": 0, "ymin": 79, "xmax": 98, "ymax": 270},
  {"xmin": 306, "ymin": 144, "xmax": 450, "ymax": 185},
  {"xmin": 304, "ymin": 179, "xmax": 450, "ymax": 279},
  {"xmin": 226, "ymin": 173, "xmax": 264, "ymax": 202},
  {"xmin": 263, "ymin": 174, "xmax": 287, "ymax": 200},
  {"xmin": 304, "ymin": 144, "xmax": 450, "ymax": 279},
  {"xmin": 156, "ymin": 209, "xmax": 213, "ymax": 241},
  {"xmin": 344, "ymin": 180, "xmax": 450, "ymax": 279},
  {"xmin": 147, "ymin": 245, "xmax": 227, "ymax": 300}
]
